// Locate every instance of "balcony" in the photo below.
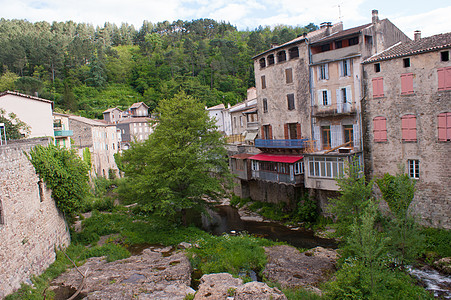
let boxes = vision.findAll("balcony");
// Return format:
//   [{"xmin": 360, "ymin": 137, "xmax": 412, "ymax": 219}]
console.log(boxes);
[
  {"xmin": 251, "ymin": 170, "xmax": 302, "ymax": 185},
  {"xmin": 247, "ymin": 121, "xmax": 259, "ymax": 130},
  {"xmin": 54, "ymin": 130, "xmax": 73, "ymax": 137},
  {"xmin": 312, "ymin": 44, "xmax": 360, "ymax": 63},
  {"xmin": 312, "ymin": 103, "xmax": 356, "ymax": 117},
  {"xmin": 255, "ymin": 138, "xmax": 310, "ymax": 149}
]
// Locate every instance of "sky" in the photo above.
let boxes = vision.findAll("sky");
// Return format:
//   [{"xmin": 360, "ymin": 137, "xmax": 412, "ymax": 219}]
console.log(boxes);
[{"xmin": 1, "ymin": 0, "xmax": 450, "ymax": 38}]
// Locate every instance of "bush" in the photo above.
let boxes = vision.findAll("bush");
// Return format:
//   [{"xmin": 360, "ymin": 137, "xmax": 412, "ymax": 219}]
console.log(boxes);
[
  {"xmin": 421, "ymin": 227, "xmax": 451, "ymax": 259},
  {"xmin": 295, "ymin": 194, "xmax": 318, "ymax": 223}
]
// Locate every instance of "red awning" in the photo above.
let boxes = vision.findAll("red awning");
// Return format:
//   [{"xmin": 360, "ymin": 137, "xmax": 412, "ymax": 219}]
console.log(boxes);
[
  {"xmin": 230, "ymin": 153, "xmax": 255, "ymax": 159},
  {"xmin": 248, "ymin": 153, "xmax": 303, "ymax": 163}
]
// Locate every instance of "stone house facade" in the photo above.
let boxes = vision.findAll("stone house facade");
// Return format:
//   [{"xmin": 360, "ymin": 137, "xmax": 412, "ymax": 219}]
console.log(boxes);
[
  {"xmin": 102, "ymin": 107, "xmax": 123, "ymax": 124},
  {"xmin": 0, "ymin": 91, "xmax": 54, "ymax": 139},
  {"xmin": 69, "ymin": 115, "xmax": 120, "ymax": 178},
  {"xmin": 53, "ymin": 112, "xmax": 73, "ymax": 148},
  {"xmin": 229, "ymin": 87, "xmax": 258, "ymax": 140},
  {"xmin": 116, "ymin": 117, "xmax": 154, "ymax": 150},
  {"xmin": 0, "ymin": 138, "xmax": 70, "ymax": 297},
  {"xmin": 362, "ymin": 32, "xmax": 451, "ymax": 229}
]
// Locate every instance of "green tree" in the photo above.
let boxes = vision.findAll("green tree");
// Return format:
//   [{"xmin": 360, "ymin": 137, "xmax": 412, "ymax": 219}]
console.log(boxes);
[
  {"xmin": 28, "ymin": 144, "xmax": 90, "ymax": 217},
  {"xmin": 0, "ymin": 70, "xmax": 19, "ymax": 91},
  {"xmin": 116, "ymin": 91, "xmax": 231, "ymax": 222},
  {"xmin": 0, "ymin": 108, "xmax": 30, "ymax": 140},
  {"xmin": 328, "ymin": 158, "xmax": 374, "ymax": 237}
]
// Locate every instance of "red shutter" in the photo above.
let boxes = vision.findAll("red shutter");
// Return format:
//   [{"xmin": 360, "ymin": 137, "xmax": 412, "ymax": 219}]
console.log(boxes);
[
  {"xmin": 269, "ymin": 125, "xmax": 273, "ymax": 140},
  {"xmin": 402, "ymin": 115, "xmax": 417, "ymax": 141},
  {"xmin": 438, "ymin": 112, "xmax": 451, "ymax": 141},
  {"xmin": 438, "ymin": 68, "xmax": 445, "ymax": 90},
  {"xmin": 446, "ymin": 67, "xmax": 451, "ymax": 90},
  {"xmin": 373, "ymin": 117, "xmax": 387, "ymax": 142},
  {"xmin": 447, "ymin": 113, "xmax": 451, "ymax": 141},
  {"xmin": 261, "ymin": 126, "xmax": 265, "ymax": 139},
  {"xmin": 401, "ymin": 73, "xmax": 414, "ymax": 95},
  {"xmin": 284, "ymin": 124, "xmax": 289, "ymax": 139},
  {"xmin": 372, "ymin": 77, "xmax": 384, "ymax": 98},
  {"xmin": 296, "ymin": 123, "xmax": 302, "ymax": 139}
]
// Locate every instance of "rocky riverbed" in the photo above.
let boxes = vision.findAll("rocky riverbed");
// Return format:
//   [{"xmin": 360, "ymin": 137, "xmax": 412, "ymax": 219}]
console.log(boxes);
[{"xmin": 50, "ymin": 244, "xmax": 339, "ymax": 299}]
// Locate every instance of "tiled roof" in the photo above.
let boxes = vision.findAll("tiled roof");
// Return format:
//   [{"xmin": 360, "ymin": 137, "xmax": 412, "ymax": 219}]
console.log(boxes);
[
  {"xmin": 364, "ymin": 32, "xmax": 451, "ymax": 63},
  {"xmin": 130, "ymin": 102, "xmax": 148, "ymax": 109},
  {"xmin": 118, "ymin": 117, "xmax": 153, "ymax": 124},
  {"xmin": 206, "ymin": 103, "xmax": 225, "ymax": 110},
  {"xmin": 311, "ymin": 23, "xmax": 371, "ymax": 45},
  {"xmin": 69, "ymin": 115, "xmax": 110, "ymax": 127},
  {"xmin": 0, "ymin": 90, "xmax": 54, "ymax": 107},
  {"xmin": 103, "ymin": 107, "xmax": 122, "ymax": 113}
]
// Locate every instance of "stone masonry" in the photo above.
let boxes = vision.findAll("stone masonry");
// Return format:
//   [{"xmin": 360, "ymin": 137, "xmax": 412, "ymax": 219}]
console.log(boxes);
[{"xmin": 0, "ymin": 138, "xmax": 71, "ymax": 298}]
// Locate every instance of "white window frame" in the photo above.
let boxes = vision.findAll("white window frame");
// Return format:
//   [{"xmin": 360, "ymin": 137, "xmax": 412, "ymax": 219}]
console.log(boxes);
[
  {"xmin": 251, "ymin": 160, "xmax": 259, "ymax": 171},
  {"xmin": 308, "ymin": 156, "xmax": 345, "ymax": 178},
  {"xmin": 318, "ymin": 64, "xmax": 329, "ymax": 80},
  {"xmin": 318, "ymin": 89, "xmax": 331, "ymax": 106},
  {"xmin": 294, "ymin": 161, "xmax": 304, "ymax": 175},
  {"xmin": 408, "ymin": 159, "xmax": 420, "ymax": 179}
]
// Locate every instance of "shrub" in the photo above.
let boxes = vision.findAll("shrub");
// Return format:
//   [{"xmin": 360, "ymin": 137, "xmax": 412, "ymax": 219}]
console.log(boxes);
[{"xmin": 295, "ymin": 194, "xmax": 318, "ymax": 223}]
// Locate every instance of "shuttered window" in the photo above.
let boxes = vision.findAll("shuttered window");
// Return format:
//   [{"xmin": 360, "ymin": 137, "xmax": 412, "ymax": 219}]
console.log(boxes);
[
  {"xmin": 438, "ymin": 67, "xmax": 451, "ymax": 91},
  {"xmin": 401, "ymin": 73, "xmax": 414, "ymax": 95},
  {"xmin": 438, "ymin": 112, "xmax": 451, "ymax": 141},
  {"xmin": 285, "ymin": 68, "xmax": 293, "ymax": 84},
  {"xmin": 401, "ymin": 114, "xmax": 417, "ymax": 142},
  {"xmin": 287, "ymin": 94, "xmax": 295, "ymax": 110},
  {"xmin": 373, "ymin": 117, "xmax": 387, "ymax": 142},
  {"xmin": 372, "ymin": 77, "xmax": 384, "ymax": 98}
]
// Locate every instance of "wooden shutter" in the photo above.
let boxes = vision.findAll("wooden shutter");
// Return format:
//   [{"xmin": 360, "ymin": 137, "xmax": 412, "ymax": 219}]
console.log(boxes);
[
  {"xmin": 373, "ymin": 117, "xmax": 387, "ymax": 142},
  {"xmin": 372, "ymin": 77, "xmax": 384, "ymax": 98},
  {"xmin": 353, "ymin": 123, "xmax": 360, "ymax": 149},
  {"xmin": 261, "ymin": 126, "xmax": 265, "ymax": 139},
  {"xmin": 269, "ymin": 125, "xmax": 273, "ymax": 140},
  {"xmin": 438, "ymin": 112, "xmax": 451, "ymax": 141},
  {"xmin": 401, "ymin": 73, "xmax": 414, "ymax": 95},
  {"xmin": 284, "ymin": 124, "xmax": 289, "ymax": 139},
  {"xmin": 296, "ymin": 123, "xmax": 302, "ymax": 139},
  {"xmin": 261, "ymin": 75, "xmax": 266, "ymax": 89},
  {"xmin": 285, "ymin": 68, "xmax": 293, "ymax": 84},
  {"xmin": 313, "ymin": 125, "xmax": 321, "ymax": 150},
  {"xmin": 401, "ymin": 115, "xmax": 417, "ymax": 141}
]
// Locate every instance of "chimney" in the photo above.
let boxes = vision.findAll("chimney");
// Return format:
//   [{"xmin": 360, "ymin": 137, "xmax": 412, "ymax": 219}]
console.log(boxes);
[
  {"xmin": 372, "ymin": 9, "xmax": 379, "ymax": 24},
  {"xmin": 270, "ymin": 43, "xmax": 279, "ymax": 49},
  {"xmin": 414, "ymin": 30, "xmax": 421, "ymax": 41},
  {"xmin": 320, "ymin": 22, "xmax": 332, "ymax": 36}
]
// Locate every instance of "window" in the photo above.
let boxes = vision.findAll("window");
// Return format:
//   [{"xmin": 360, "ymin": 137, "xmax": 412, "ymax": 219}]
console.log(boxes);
[
  {"xmin": 318, "ymin": 64, "xmax": 329, "ymax": 80},
  {"xmin": 0, "ymin": 200, "xmax": 4, "ymax": 225},
  {"xmin": 441, "ymin": 51, "xmax": 449, "ymax": 62},
  {"xmin": 267, "ymin": 54, "xmax": 275, "ymax": 65},
  {"xmin": 233, "ymin": 117, "xmax": 237, "ymax": 129},
  {"xmin": 235, "ymin": 159, "xmax": 244, "ymax": 171},
  {"xmin": 321, "ymin": 44, "xmax": 330, "ymax": 52},
  {"xmin": 263, "ymin": 98, "xmax": 268, "ymax": 113},
  {"xmin": 374, "ymin": 63, "xmax": 381, "ymax": 73},
  {"xmin": 285, "ymin": 123, "xmax": 300, "ymax": 139},
  {"xmin": 348, "ymin": 36, "xmax": 359, "ymax": 46},
  {"xmin": 261, "ymin": 75, "xmax": 266, "ymax": 89},
  {"xmin": 373, "ymin": 117, "xmax": 387, "ymax": 142},
  {"xmin": 308, "ymin": 156, "xmax": 345, "ymax": 178},
  {"xmin": 240, "ymin": 116, "xmax": 243, "ymax": 127},
  {"xmin": 408, "ymin": 160, "xmax": 419, "ymax": 179},
  {"xmin": 321, "ymin": 126, "xmax": 331, "ymax": 149},
  {"xmin": 287, "ymin": 94, "xmax": 295, "ymax": 110},
  {"xmin": 294, "ymin": 162, "xmax": 304, "ymax": 175},
  {"xmin": 438, "ymin": 112, "xmax": 451, "ymax": 141},
  {"xmin": 403, "ymin": 58, "xmax": 411, "ymax": 68},
  {"xmin": 340, "ymin": 59, "xmax": 351, "ymax": 77},
  {"xmin": 259, "ymin": 58, "xmax": 266, "ymax": 68},
  {"xmin": 262, "ymin": 124, "xmax": 272, "ymax": 139},
  {"xmin": 335, "ymin": 40, "xmax": 342, "ymax": 49},
  {"xmin": 289, "ymin": 47, "xmax": 299, "ymax": 59},
  {"xmin": 319, "ymin": 90, "xmax": 330, "ymax": 106},
  {"xmin": 401, "ymin": 73, "xmax": 414, "ymax": 95},
  {"xmin": 372, "ymin": 77, "xmax": 384, "ymax": 98},
  {"xmin": 285, "ymin": 68, "xmax": 293, "ymax": 84},
  {"xmin": 341, "ymin": 88, "xmax": 347, "ymax": 103},
  {"xmin": 277, "ymin": 50, "xmax": 287, "ymax": 63},
  {"xmin": 343, "ymin": 125, "xmax": 354, "ymax": 146},
  {"xmin": 438, "ymin": 67, "xmax": 451, "ymax": 91},
  {"xmin": 401, "ymin": 114, "xmax": 417, "ymax": 142}
]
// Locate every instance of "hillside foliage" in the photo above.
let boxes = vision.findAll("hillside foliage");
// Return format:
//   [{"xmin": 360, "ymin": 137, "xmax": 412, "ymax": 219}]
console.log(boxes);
[{"xmin": 0, "ymin": 18, "xmax": 317, "ymax": 118}]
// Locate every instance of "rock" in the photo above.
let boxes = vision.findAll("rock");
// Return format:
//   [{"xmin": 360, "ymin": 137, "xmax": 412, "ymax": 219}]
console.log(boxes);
[
  {"xmin": 52, "ymin": 248, "xmax": 192, "ymax": 299},
  {"xmin": 434, "ymin": 257, "xmax": 451, "ymax": 274},
  {"xmin": 178, "ymin": 242, "xmax": 192, "ymax": 249},
  {"xmin": 234, "ymin": 281, "xmax": 287, "ymax": 300},
  {"xmin": 194, "ymin": 273, "xmax": 243, "ymax": 300},
  {"xmin": 263, "ymin": 245, "xmax": 338, "ymax": 290}
]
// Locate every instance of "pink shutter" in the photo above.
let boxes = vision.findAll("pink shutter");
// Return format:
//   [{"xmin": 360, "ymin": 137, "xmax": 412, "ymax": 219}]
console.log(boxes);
[
  {"xmin": 372, "ymin": 77, "xmax": 384, "ymax": 98},
  {"xmin": 438, "ymin": 113, "xmax": 447, "ymax": 141},
  {"xmin": 380, "ymin": 118, "xmax": 387, "ymax": 141},
  {"xmin": 446, "ymin": 67, "xmax": 451, "ymax": 90},
  {"xmin": 372, "ymin": 78, "xmax": 379, "ymax": 97},
  {"xmin": 401, "ymin": 73, "xmax": 414, "ymax": 95},
  {"xmin": 438, "ymin": 68, "xmax": 445, "ymax": 90},
  {"xmin": 402, "ymin": 115, "xmax": 416, "ymax": 141},
  {"xmin": 373, "ymin": 117, "xmax": 387, "ymax": 142},
  {"xmin": 447, "ymin": 113, "xmax": 451, "ymax": 140}
]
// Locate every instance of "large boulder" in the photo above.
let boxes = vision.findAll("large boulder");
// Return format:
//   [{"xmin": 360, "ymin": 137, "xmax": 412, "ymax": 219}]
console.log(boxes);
[
  {"xmin": 234, "ymin": 281, "xmax": 287, "ymax": 300},
  {"xmin": 51, "ymin": 248, "xmax": 194, "ymax": 299},
  {"xmin": 194, "ymin": 273, "xmax": 242, "ymax": 299},
  {"xmin": 263, "ymin": 245, "xmax": 338, "ymax": 290}
]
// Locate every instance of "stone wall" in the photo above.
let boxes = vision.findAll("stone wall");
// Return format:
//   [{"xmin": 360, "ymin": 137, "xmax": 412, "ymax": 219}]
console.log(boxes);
[
  {"xmin": 362, "ymin": 50, "xmax": 451, "ymax": 229},
  {"xmin": 0, "ymin": 138, "xmax": 71, "ymax": 298}
]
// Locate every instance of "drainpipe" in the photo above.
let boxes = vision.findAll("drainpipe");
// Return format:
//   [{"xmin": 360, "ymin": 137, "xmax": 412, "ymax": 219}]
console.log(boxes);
[{"xmin": 306, "ymin": 37, "xmax": 316, "ymax": 151}]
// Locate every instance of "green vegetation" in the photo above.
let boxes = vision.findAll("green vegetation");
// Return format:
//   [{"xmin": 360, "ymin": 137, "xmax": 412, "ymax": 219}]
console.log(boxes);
[
  {"xmin": 0, "ymin": 19, "xmax": 318, "ymax": 118},
  {"xmin": 0, "ymin": 108, "xmax": 30, "ymax": 140},
  {"xmin": 28, "ymin": 144, "xmax": 90, "ymax": 217},
  {"xmin": 116, "ymin": 92, "xmax": 232, "ymax": 222}
]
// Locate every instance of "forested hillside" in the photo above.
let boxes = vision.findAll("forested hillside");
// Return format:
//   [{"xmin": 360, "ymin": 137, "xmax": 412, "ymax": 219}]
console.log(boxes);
[{"xmin": 0, "ymin": 18, "xmax": 317, "ymax": 118}]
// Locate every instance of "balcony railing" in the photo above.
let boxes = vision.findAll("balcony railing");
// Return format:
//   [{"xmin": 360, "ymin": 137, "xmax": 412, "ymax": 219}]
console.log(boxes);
[
  {"xmin": 247, "ymin": 121, "xmax": 259, "ymax": 130},
  {"xmin": 251, "ymin": 170, "xmax": 302, "ymax": 185},
  {"xmin": 255, "ymin": 138, "xmax": 310, "ymax": 149},
  {"xmin": 312, "ymin": 103, "xmax": 356, "ymax": 117},
  {"xmin": 54, "ymin": 130, "xmax": 73, "ymax": 137},
  {"xmin": 226, "ymin": 134, "xmax": 245, "ymax": 144}
]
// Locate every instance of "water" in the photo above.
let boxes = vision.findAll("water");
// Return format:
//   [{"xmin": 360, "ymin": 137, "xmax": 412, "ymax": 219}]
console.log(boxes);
[
  {"xmin": 203, "ymin": 205, "xmax": 336, "ymax": 249},
  {"xmin": 408, "ymin": 266, "xmax": 451, "ymax": 299}
]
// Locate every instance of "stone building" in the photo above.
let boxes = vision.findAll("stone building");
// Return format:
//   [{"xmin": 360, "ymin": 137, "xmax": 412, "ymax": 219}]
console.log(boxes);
[
  {"xmin": 362, "ymin": 31, "xmax": 451, "ymax": 229},
  {"xmin": 102, "ymin": 107, "xmax": 123, "ymax": 124},
  {"xmin": 116, "ymin": 117, "xmax": 154, "ymax": 150},
  {"xmin": 229, "ymin": 87, "xmax": 259, "ymax": 143},
  {"xmin": 69, "ymin": 115, "xmax": 120, "ymax": 178},
  {"xmin": 304, "ymin": 10, "xmax": 411, "ymax": 208},
  {"xmin": 0, "ymin": 138, "xmax": 70, "ymax": 297},
  {"xmin": 0, "ymin": 91, "xmax": 54, "ymax": 139}
]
